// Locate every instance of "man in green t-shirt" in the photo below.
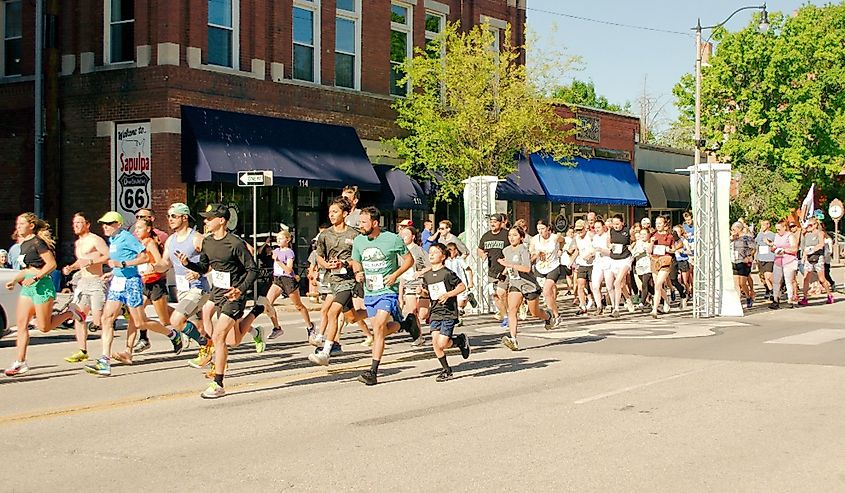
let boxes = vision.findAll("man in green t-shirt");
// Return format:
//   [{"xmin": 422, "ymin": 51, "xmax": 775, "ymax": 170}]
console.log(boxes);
[{"xmin": 351, "ymin": 206, "xmax": 418, "ymax": 386}]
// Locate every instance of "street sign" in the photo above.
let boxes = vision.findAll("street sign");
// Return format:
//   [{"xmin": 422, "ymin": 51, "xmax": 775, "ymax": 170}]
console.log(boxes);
[{"xmin": 237, "ymin": 170, "xmax": 273, "ymax": 187}]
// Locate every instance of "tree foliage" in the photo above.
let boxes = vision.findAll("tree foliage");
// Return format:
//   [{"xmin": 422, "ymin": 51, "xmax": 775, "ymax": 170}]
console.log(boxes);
[
  {"xmin": 388, "ymin": 22, "xmax": 578, "ymax": 202},
  {"xmin": 673, "ymin": 4, "xmax": 845, "ymax": 221},
  {"xmin": 552, "ymin": 79, "xmax": 630, "ymax": 113}
]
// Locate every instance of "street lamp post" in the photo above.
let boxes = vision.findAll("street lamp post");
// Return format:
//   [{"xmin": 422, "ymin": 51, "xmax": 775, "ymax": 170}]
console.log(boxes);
[{"xmin": 692, "ymin": 4, "xmax": 769, "ymax": 319}]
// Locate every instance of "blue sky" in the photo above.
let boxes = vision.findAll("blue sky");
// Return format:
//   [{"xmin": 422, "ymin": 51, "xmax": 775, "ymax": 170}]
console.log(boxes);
[{"xmin": 526, "ymin": 0, "xmax": 821, "ymax": 127}]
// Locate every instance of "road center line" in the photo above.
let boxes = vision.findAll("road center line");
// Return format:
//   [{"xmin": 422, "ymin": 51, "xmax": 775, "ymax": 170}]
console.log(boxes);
[{"xmin": 574, "ymin": 362, "xmax": 726, "ymax": 405}]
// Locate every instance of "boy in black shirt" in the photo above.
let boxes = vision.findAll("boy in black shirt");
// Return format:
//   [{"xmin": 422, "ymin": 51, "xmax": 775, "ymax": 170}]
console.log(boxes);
[{"xmin": 420, "ymin": 244, "xmax": 470, "ymax": 382}]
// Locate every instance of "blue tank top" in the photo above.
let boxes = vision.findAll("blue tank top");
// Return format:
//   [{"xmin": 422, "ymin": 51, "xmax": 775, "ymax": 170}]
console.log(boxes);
[{"xmin": 169, "ymin": 228, "xmax": 209, "ymax": 291}]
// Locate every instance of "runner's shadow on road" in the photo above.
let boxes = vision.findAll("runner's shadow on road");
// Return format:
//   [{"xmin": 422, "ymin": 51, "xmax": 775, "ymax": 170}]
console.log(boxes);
[
  {"xmin": 229, "ymin": 365, "xmax": 413, "ymax": 399},
  {"xmin": 0, "ymin": 365, "xmax": 79, "ymax": 385}
]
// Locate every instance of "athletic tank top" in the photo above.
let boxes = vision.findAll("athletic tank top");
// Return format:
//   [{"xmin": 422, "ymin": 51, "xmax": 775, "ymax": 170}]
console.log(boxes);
[
  {"xmin": 169, "ymin": 228, "xmax": 209, "ymax": 291},
  {"xmin": 773, "ymin": 232, "xmax": 796, "ymax": 266},
  {"xmin": 139, "ymin": 246, "xmax": 163, "ymax": 284},
  {"xmin": 531, "ymin": 233, "xmax": 561, "ymax": 274}
]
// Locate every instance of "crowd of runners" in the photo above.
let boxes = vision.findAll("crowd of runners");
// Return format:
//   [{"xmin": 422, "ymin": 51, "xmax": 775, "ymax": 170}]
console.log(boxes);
[{"xmin": 1, "ymin": 185, "xmax": 839, "ymax": 398}]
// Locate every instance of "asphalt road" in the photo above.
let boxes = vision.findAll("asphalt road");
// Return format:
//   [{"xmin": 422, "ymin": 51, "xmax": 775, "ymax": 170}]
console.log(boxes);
[{"xmin": 1, "ymin": 276, "xmax": 844, "ymax": 492}]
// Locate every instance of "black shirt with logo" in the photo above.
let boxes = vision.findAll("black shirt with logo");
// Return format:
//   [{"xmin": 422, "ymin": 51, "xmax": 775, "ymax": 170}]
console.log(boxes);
[
  {"xmin": 20, "ymin": 236, "xmax": 50, "ymax": 269},
  {"xmin": 421, "ymin": 267, "xmax": 463, "ymax": 321},
  {"xmin": 479, "ymin": 230, "xmax": 508, "ymax": 278}
]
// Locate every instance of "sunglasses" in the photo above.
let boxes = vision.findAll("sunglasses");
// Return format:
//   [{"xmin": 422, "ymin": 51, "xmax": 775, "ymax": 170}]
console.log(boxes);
[
  {"xmin": 135, "ymin": 215, "xmax": 151, "ymax": 219},
  {"xmin": 167, "ymin": 214, "xmax": 184, "ymax": 219},
  {"xmin": 438, "ymin": 227, "xmax": 447, "ymax": 230}
]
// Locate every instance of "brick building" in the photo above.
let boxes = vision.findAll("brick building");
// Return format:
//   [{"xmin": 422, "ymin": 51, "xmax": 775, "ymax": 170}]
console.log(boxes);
[
  {"xmin": 0, "ymin": 0, "xmax": 526, "ymax": 260},
  {"xmin": 497, "ymin": 104, "xmax": 645, "ymax": 234}
]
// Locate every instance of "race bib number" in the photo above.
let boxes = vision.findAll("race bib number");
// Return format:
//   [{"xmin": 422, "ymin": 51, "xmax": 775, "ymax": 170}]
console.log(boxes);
[
  {"xmin": 175, "ymin": 275, "xmax": 190, "ymax": 292},
  {"xmin": 209, "ymin": 270, "xmax": 231, "ymax": 290},
  {"xmin": 653, "ymin": 245, "xmax": 666, "ymax": 256},
  {"xmin": 758, "ymin": 245, "xmax": 770, "ymax": 255},
  {"xmin": 110, "ymin": 276, "xmax": 127, "ymax": 292},
  {"xmin": 366, "ymin": 273, "xmax": 384, "ymax": 291},
  {"xmin": 17, "ymin": 255, "xmax": 25, "ymax": 268},
  {"xmin": 612, "ymin": 244, "xmax": 624, "ymax": 255},
  {"xmin": 427, "ymin": 281, "xmax": 447, "ymax": 300},
  {"xmin": 331, "ymin": 267, "xmax": 347, "ymax": 275},
  {"xmin": 508, "ymin": 268, "xmax": 520, "ymax": 281},
  {"xmin": 138, "ymin": 263, "xmax": 153, "ymax": 275},
  {"xmin": 535, "ymin": 275, "xmax": 546, "ymax": 284}
]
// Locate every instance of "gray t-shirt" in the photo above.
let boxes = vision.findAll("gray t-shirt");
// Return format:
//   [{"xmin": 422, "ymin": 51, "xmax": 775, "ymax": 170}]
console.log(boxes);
[
  {"xmin": 755, "ymin": 231, "xmax": 776, "ymax": 262},
  {"xmin": 502, "ymin": 244, "xmax": 539, "ymax": 292},
  {"xmin": 345, "ymin": 209, "xmax": 361, "ymax": 229},
  {"xmin": 316, "ymin": 225, "xmax": 359, "ymax": 286}
]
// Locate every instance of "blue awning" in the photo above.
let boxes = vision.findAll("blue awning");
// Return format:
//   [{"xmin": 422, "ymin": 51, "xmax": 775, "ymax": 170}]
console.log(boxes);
[
  {"xmin": 374, "ymin": 166, "xmax": 428, "ymax": 210},
  {"xmin": 181, "ymin": 106, "xmax": 381, "ymax": 190},
  {"xmin": 497, "ymin": 154, "xmax": 546, "ymax": 202},
  {"xmin": 530, "ymin": 155, "xmax": 647, "ymax": 206}
]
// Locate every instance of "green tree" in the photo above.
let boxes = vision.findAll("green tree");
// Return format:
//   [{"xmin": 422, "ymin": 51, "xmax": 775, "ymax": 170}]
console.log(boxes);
[
  {"xmin": 673, "ymin": 4, "xmax": 845, "ymax": 221},
  {"xmin": 388, "ymin": 22, "xmax": 578, "ymax": 202},
  {"xmin": 552, "ymin": 79, "xmax": 630, "ymax": 113}
]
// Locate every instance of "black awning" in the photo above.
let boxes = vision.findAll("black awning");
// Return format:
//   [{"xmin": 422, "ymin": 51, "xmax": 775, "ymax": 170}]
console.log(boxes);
[
  {"xmin": 374, "ymin": 165, "xmax": 428, "ymax": 210},
  {"xmin": 642, "ymin": 170, "xmax": 690, "ymax": 209},
  {"xmin": 496, "ymin": 154, "xmax": 547, "ymax": 202},
  {"xmin": 181, "ymin": 106, "xmax": 381, "ymax": 190}
]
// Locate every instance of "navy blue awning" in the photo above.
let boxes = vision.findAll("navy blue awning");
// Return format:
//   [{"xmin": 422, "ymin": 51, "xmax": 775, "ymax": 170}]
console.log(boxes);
[
  {"xmin": 374, "ymin": 166, "xmax": 428, "ymax": 210},
  {"xmin": 497, "ymin": 154, "xmax": 546, "ymax": 202},
  {"xmin": 181, "ymin": 106, "xmax": 381, "ymax": 190},
  {"xmin": 531, "ymin": 155, "xmax": 647, "ymax": 206}
]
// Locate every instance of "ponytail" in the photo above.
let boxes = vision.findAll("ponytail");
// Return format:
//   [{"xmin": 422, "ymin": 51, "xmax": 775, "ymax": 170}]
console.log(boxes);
[{"xmin": 19, "ymin": 212, "xmax": 56, "ymax": 250}]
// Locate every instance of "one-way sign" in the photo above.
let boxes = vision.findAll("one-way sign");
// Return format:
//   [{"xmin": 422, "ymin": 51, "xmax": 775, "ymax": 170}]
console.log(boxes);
[{"xmin": 238, "ymin": 170, "xmax": 273, "ymax": 187}]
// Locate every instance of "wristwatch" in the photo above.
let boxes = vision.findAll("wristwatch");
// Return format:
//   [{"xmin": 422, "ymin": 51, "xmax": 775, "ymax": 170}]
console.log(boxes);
[{"xmin": 121, "ymin": 261, "xmax": 127, "ymax": 268}]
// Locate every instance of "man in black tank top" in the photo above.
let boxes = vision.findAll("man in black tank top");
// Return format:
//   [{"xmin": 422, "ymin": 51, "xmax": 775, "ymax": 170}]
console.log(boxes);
[{"xmin": 606, "ymin": 215, "xmax": 634, "ymax": 317}]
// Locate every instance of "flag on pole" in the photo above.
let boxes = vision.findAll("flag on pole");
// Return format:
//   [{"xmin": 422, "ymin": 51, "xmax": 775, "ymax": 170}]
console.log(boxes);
[{"xmin": 800, "ymin": 183, "xmax": 815, "ymax": 226}]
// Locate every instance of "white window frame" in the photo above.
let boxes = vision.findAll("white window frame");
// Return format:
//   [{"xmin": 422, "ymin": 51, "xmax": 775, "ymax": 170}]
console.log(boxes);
[
  {"xmin": 292, "ymin": 0, "xmax": 320, "ymax": 84},
  {"xmin": 335, "ymin": 0, "xmax": 360, "ymax": 90},
  {"xmin": 207, "ymin": 0, "xmax": 240, "ymax": 69},
  {"xmin": 103, "ymin": 0, "xmax": 135, "ymax": 65},
  {"xmin": 480, "ymin": 14, "xmax": 506, "ymax": 53},
  {"xmin": 390, "ymin": 1, "xmax": 413, "ymax": 96},
  {"xmin": 1, "ymin": 0, "xmax": 22, "ymax": 76},
  {"xmin": 424, "ymin": 10, "xmax": 445, "ymax": 50}
]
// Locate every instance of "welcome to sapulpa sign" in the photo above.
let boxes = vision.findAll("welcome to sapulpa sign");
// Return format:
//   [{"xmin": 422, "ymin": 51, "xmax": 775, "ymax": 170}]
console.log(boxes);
[{"xmin": 113, "ymin": 122, "xmax": 152, "ymax": 225}]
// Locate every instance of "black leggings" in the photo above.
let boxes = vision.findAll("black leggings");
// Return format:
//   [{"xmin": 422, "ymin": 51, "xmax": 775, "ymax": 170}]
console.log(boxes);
[
  {"xmin": 669, "ymin": 261, "xmax": 687, "ymax": 299},
  {"xmin": 639, "ymin": 273, "xmax": 654, "ymax": 302}
]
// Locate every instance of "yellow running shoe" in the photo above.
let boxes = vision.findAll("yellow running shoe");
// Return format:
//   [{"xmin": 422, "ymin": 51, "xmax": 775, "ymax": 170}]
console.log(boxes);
[
  {"xmin": 189, "ymin": 343, "xmax": 214, "ymax": 369},
  {"xmin": 64, "ymin": 350, "xmax": 90, "ymax": 363}
]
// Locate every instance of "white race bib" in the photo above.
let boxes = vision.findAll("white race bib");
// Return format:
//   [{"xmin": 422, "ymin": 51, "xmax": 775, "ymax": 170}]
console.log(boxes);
[
  {"xmin": 138, "ymin": 263, "xmax": 153, "ymax": 275},
  {"xmin": 758, "ymin": 245, "xmax": 770, "ymax": 255},
  {"xmin": 366, "ymin": 273, "xmax": 384, "ymax": 291},
  {"xmin": 612, "ymin": 244, "xmax": 624, "ymax": 255},
  {"xmin": 331, "ymin": 267, "xmax": 347, "ymax": 275},
  {"xmin": 209, "ymin": 270, "xmax": 231, "ymax": 289},
  {"xmin": 508, "ymin": 268, "xmax": 520, "ymax": 281},
  {"xmin": 427, "ymin": 281, "xmax": 447, "ymax": 300},
  {"xmin": 17, "ymin": 255, "xmax": 25, "ymax": 268},
  {"xmin": 175, "ymin": 275, "xmax": 190, "ymax": 292},
  {"xmin": 110, "ymin": 276, "xmax": 127, "ymax": 292},
  {"xmin": 653, "ymin": 245, "xmax": 666, "ymax": 256}
]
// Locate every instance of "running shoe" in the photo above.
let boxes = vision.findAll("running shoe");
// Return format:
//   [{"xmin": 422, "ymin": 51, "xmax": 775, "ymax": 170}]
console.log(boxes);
[
  {"xmin": 253, "ymin": 327, "xmax": 266, "ymax": 353},
  {"xmin": 663, "ymin": 300, "xmax": 671, "ymax": 313},
  {"xmin": 681, "ymin": 297, "xmax": 688, "ymax": 310},
  {"xmin": 305, "ymin": 323, "xmax": 315, "ymax": 341},
  {"xmin": 314, "ymin": 342, "xmax": 342, "ymax": 356},
  {"xmin": 769, "ymin": 301, "xmax": 780, "ymax": 310},
  {"xmin": 500, "ymin": 317, "xmax": 510, "ymax": 327},
  {"xmin": 171, "ymin": 332, "xmax": 187, "ymax": 355},
  {"xmin": 501, "ymin": 336, "xmax": 519, "ymax": 351},
  {"xmin": 308, "ymin": 351, "xmax": 329, "ymax": 366},
  {"xmin": 586, "ymin": 299, "xmax": 594, "ymax": 311},
  {"xmin": 201, "ymin": 382, "xmax": 226, "ymax": 399},
  {"xmin": 189, "ymin": 343, "xmax": 214, "ymax": 369},
  {"xmin": 4, "ymin": 361, "xmax": 29, "ymax": 377},
  {"xmin": 309, "ymin": 333, "xmax": 325, "ymax": 347},
  {"xmin": 64, "ymin": 350, "xmax": 89, "ymax": 363},
  {"xmin": 268, "ymin": 327, "xmax": 284, "ymax": 340},
  {"xmin": 360, "ymin": 335, "xmax": 374, "ymax": 348},
  {"xmin": 798, "ymin": 298, "xmax": 809, "ymax": 306},
  {"xmin": 746, "ymin": 297, "xmax": 753, "ymax": 309},
  {"xmin": 435, "ymin": 368, "xmax": 453, "ymax": 382},
  {"xmin": 671, "ymin": 291, "xmax": 676, "ymax": 302},
  {"xmin": 626, "ymin": 298, "xmax": 635, "ymax": 313},
  {"xmin": 518, "ymin": 303, "xmax": 529, "ymax": 321},
  {"xmin": 0, "ymin": 327, "xmax": 11, "ymax": 339},
  {"xmin": 610, "ymin": 309, "xmax": 620, "ymax": 318},
  {"xmin": 110, "ymin": 351, "xmax": 133, "ymax": 365},
  {"xmin": 403, "ymin": 313, "xmax": 420, "ymax": 340},
  {"xmin": 133, "ymin": 339, "xmax": 151, "ymax": 353},
  {"xmin": 457, "ymin": 334, "xmax": 470, "ymax": 359},
  {"xmin": 411, "ymin": 335, "xmax": 425, "ymax": 347},
  {"xmin": 84, "ymin": 357, "xmax": 111, "ymax": 376},
  {"xmin": 467, "ymin": 292, "xmax": 478, "ymax": 308},
  {"xmin": 357, "ymin": 370, "xmax": 378, "ymax": 386},
  {"xmin": 826, "ymin": 294, "xmax": 834, "ymax": 304},
  {"xmin": 87, "ymin": 322, "xmax": 100, "ymax": 333},
  {"xmin": 543, "ymin": 309, "xmax": 555, "ymax": 330},
  {"xmin": 67, "ymin": 303, "xmax": 86, "ymax": 323}
]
